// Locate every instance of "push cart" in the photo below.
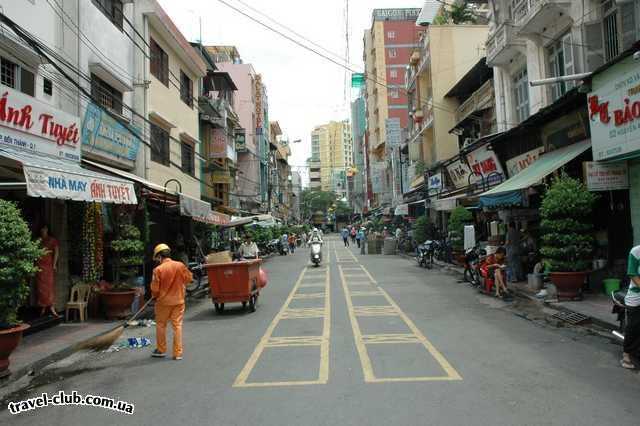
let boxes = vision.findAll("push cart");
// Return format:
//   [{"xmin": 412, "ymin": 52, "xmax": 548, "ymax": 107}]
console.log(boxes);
[{"xmin": 205, "ymin": 259, "xmax": 262, "ymax": 313}]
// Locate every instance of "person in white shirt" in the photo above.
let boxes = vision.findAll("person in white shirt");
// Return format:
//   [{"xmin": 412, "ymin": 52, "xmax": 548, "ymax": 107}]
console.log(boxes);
[{"xmin": 239, "ymin": 235, "xmax": 259, "ymax": 259}]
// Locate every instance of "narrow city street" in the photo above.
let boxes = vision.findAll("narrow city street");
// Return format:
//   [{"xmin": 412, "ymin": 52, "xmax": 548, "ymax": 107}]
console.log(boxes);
[{"xmin": 2, "ymin": 236, "xmax": 639, "ymax": 425}]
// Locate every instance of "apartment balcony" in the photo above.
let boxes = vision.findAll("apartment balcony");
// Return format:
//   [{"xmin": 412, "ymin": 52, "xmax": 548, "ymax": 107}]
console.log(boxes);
[
  {"xmin": 455, "ymin": 80, "xmax": 494, "ymax": 126},
  {"xmin": 485, "ymin": 22, "xmax": 525, "ymax": 67},
  {"xmin": 408, "ymin": 98, "xmax": 434, "ymax": 144},
  {"xmin": 512, "ymin": 0, "xmax": 572, "ymax": 35}
]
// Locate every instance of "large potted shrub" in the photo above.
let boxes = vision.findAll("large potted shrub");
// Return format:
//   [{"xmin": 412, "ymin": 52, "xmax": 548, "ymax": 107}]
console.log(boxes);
[
  {"xmin": 448, "ymin": 206, "xmax": 472, "ymax": 264},
  {"xmin": 101, "ymin": 224, "xmax": 143, "ymax": 319},
  {"xmin": 540, "ymin": 175, "xmax": 596, "ymax": 299},
  {"xmin": 0, "ymin": 200, "xmax": 44, "ymax": 377}
]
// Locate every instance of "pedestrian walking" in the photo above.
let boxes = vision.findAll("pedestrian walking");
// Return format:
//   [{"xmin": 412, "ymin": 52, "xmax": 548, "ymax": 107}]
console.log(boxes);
[
  {"xmin": 359, "ymin": 227, "xmax": 367, "ymax": 254},
  {"xmin": 35, "ymin": 225, "xmax": 60, "ymax": 318},
  {"xmin": 341, "ymin": 227, "xmax": 350, "ymax": 247},
  {"xmin": 621, "ymin": 245, "xmax": 640, "ymax": 369},
  {"xmin": 150, "ymin": 244, "xmax": 193, "ymax": 360},
  {"xmin": 288, "ymin": 234, "xmax": 296, "ymax": 254},
  {"xmin": 350, "ymin": 226, "xmax": 357, "ymax": 244}
]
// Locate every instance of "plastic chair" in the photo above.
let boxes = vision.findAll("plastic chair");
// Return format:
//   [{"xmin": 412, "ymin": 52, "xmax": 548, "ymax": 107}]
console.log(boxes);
[{"xmin": 65, "ymin": 284, "xmax": 91, "ymax": 322}]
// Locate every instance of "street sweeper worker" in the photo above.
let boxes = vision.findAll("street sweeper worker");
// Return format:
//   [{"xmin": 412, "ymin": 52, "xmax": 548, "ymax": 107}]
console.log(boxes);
[{"xmin": 150, "ymin": 243, "xmax": 192, "ymax": 360}]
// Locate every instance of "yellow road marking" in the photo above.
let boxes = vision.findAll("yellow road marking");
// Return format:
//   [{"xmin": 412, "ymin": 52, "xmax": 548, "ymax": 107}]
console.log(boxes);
[
  {"xmin": 233, "ymin": 264, "xmax": 331, "ymax": 387},
  {"xmin": 338, "ymin": 258, "xmax": 462, "ymax": 383}
]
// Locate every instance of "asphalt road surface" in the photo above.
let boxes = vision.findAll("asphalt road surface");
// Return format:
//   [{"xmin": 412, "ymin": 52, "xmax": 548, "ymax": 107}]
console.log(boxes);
[{"xmin": 2, "ymin": 236, "xmax": 640, "ymax": 425}]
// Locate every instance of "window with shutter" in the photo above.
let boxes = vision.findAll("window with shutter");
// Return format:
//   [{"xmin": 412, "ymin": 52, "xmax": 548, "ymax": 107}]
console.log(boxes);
[
  {"xmin": 620, "ymin": 1, "xmax": 638, "ymax": 52},
  {"xmin": 583, "ymin": 21, "xmax": 604, "ymax": 71},
  {"xmin": 151, "ymin": 123, "xmax": 170, "ymax": 166}
]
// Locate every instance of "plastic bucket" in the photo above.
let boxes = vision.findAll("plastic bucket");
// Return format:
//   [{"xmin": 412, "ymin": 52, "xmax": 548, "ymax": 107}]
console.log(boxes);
[{"xmin": 603, "ymin": 278, "xmax": 621, "ymax": 296}]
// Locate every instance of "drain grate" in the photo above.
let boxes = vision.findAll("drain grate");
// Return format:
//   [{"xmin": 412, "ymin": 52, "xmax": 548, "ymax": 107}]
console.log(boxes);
[{"xmin": 551, "ymin": 310, "xmax": 589, "ymax": 325}]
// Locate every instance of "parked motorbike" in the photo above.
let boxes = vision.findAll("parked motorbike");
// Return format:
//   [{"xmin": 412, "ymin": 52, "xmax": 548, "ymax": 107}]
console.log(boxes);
[
  {"xmin": 463, "ymin": 246, "xmax": 486, "ymax": 287},
  {"xmin": 416, "ymin": 241, "xmax": 435, "ymax": 269},
  {"xmin": 310, "ymin": 241, "xmax": 322, "ymax": 266},
  {"xmin": 611, "ymin": 289, "xmax": 629, "ymax": 341}
]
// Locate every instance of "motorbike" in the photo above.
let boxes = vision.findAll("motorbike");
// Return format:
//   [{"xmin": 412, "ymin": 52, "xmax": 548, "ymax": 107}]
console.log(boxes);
[
  {"xmin": 310, "ymin": 241, "xmax": 322, "ymax": 266},
  {"xmin": 611, "ymin": 288, "xmax": 629, "ymax": 341},
  {"xmin": 416, "ymin": 240, "xmax": 435, "ymax": 269},
  {"xmin": 463, "ymin": 246, "xmax": 486, "ymax": 287},
  {"xmin": 186, "ymin": 237, "xmax": 208, "ymax": 296},
  {"xmin": 270, "ymin": 239, "xmax": 287, "ymax": 255}
]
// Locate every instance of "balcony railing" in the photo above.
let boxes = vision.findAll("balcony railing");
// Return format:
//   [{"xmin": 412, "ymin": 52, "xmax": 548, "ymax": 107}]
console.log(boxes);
[
  {"xmin": 512, "ymin": 0, "xmax": 542, "ymax": 24},
  {"xmin": 511, "ymin": 0, "xmax": 571, "ymax": 34},
  {"xmin": 485, "ymin": 22, "xmax": 524, "ymax": 67},
  {"xmin": 455, "ymin": 80, "xmax": 494, "ymax": 125}
]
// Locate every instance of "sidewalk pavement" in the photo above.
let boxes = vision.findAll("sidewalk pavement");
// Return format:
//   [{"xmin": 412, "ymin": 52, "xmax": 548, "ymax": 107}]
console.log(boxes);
[{"xmin": 396, "ymin": 251, "xmax": 619, "ymax": 331}]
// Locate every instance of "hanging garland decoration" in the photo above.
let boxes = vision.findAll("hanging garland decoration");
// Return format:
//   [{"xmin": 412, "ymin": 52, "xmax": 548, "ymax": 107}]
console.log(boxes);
[{"xmin": 82, "ymin": 203, "xmax": 104, "ymax": 283}]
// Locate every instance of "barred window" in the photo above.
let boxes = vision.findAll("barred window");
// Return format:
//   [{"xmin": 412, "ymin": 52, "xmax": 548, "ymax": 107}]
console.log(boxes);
[{"xmin": 151, "ymin": 123, "xmax": 170, "ymax": 166}]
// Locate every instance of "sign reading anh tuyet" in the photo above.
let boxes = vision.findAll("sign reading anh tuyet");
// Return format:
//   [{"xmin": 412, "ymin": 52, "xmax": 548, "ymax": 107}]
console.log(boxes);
[
  {"xmin": 583, "ymin": 161, "xmax": 629, "ymax": 191},
  {"xmin": 0, "ymin": 85, "xmax": 81, "ymax": 161},
  {"xmin": 588, "ymin": 56, "xmax": 640, "ymax": 161}
]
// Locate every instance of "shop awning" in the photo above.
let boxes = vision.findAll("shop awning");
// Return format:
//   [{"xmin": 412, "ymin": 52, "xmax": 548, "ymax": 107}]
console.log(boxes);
[
  {"xmin": 480, "ymin": 140, "xmax": 591, "ymax": 198},
  {"xmin": 83, "ymin": 159, "xmax": 167, "ymax": 193},
  {"xmin": 1, "ymin": 147, "xmax": 137, "ymax": 204}
]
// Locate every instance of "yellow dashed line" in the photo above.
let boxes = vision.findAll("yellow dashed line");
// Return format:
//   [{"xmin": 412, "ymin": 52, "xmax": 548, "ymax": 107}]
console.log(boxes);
[
  {"xmin": 233, "ymin": 263, "xmax": 331, "ymax": 387},
  {"xmin": 337, "ymin": 252, "xmax": 462, "ymax": 383}
]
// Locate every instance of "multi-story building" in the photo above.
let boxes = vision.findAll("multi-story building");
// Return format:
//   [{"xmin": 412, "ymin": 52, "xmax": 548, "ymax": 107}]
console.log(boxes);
[
  {"xmin": 308, "ymin": 130, "xmax": 322, "ymax": 190},
  {"xmin": 311, "ymin": 120, "xmax": 353, "ymax": 198},
  {"xmin": 350, "ymin": 86, "xmax": 367, "ymax": 214},
  {"xmin": 193, "ymin": 43, "xmax": 239, "ymax": 213},
  {"xmin": 486, "ymin": 0, "xmax": 639, "ymax": 133},
  {"xmin": 255, "ymin": 74, "xmax": 270, "ymax": 211},
  {"xmin": 212, "ymin": 51, "xmax": 262, "ymax": 212},
  {"xmin": 406, "ymin": 24, "xmax": 489, "ymax": 175},
  {"xmin": 363, "ymin": 8, "xmax": 422, "ymax": 207},
  {"xmin": 290, "ymin": 171, "xmax": 302, "ymax": 222}
]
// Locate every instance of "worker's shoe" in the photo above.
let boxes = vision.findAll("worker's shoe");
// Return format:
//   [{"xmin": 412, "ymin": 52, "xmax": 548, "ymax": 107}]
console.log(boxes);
[
  {"xmin": 151, "ymin": 349, "xmax": 166, "ymax": 358},
  {"xmin": 173, "ymin": 356, "xmax": 183, "ymax": 361}
]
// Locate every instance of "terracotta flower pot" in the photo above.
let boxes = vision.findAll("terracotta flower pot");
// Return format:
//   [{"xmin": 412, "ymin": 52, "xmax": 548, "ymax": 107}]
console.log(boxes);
[
  {"xmin": 0, "ymin": 323, "xmax": 30, "ymax": 378},
  {"xmin": 100, "ymin": 290, "xmax": 136, "ymax": 320},
  {"xmin": 549, "ymin": 272, "xmax": 587, "ymax": 299}
]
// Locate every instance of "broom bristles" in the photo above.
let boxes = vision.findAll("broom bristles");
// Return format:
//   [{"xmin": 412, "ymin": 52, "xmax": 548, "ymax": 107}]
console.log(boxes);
[{"xmin": 75, "ymin": 325, "xmax": 125, "ymax": 352}]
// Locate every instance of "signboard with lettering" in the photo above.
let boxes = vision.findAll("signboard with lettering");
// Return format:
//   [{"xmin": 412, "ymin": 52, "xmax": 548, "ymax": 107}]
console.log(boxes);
[
  {"xmin": 427, "ymin": 172, "xmax": 443, "ymax": 194},
  {"xmin": 23, "ymin": 165, "xmax": 137, "ymax": 204},
  {"xmin": 212, "ymin": 170, "xmax": 233, "ymax": 184},
  {"xmin": 255, "ymin": 75, "xmax": 263, "ymax": 130},
  {"xmin": 583, "ymin": 161, "xmax": 629, "ymax": 191},
  {"xmin": 0, "ymin": 85, "xmax": 81, "ymax": 161},
  {"xmin": 373, "ymin": 8, "xmax": 421, "ymax": 21},
  {"xmin": 81, "ymin": 102, "xmax": 141, "ymax": 167},
  {"xmin": 506, "ymin": 147, "xmax": 545, "ymax": 177},
  {"xmin": 235, "ymin": 128, "xmax": 247, "ymax": 152},
  {"xmin": 385, "ymin": 118, "xmax": 402, "ymax": 147},
  {"xmin": 211, "ymin": 128, "xmax": 227, "ymax": 159},
  {"xmin": 466, "ymin": 144, "xmax": 505, "ymax": 185},
  {"xmin": 588, "ymin": 56, "xmax": 640, "ymax": 160},
  {"xmin": 446, "ymin": 159, "xmax": 474, "ymax": 189}
]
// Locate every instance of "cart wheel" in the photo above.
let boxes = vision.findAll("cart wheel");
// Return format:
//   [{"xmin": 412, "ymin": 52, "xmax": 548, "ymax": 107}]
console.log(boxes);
[
  {"xmin": 249, "ymin": 296, "xmax": 256, "ymax": 313},
  {"xmin": 214, "ymin": 303, "xmax": 225, "ymax": 313}
]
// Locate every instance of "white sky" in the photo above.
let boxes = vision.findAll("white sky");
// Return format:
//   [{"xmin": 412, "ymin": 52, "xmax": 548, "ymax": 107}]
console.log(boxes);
[{"xmin": 158, "ymin": 0, "xmax": 421, "ymax": 184}]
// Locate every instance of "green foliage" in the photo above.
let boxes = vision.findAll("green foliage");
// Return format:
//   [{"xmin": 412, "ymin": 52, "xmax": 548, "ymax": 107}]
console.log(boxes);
[
  {"xmin": 540, "ymin": 175, "xmax": 597, "ymax": 272},
  {"xmin": 301, "ymin": 189, "xmax": 337, "ymax": 219},
  {"xmin": 448, "ymin": 207, "xmax": 472, "ymax": 250},
  {"xmin": 112, "ymin": 223, "xmax": 144, "ymax": 286},
  {"xmin": 433, "ymin": 2, "xmax": 478, "ymax": 25},
  {"xmin": 413, "ymin": 216, "xmax": 429, "ymax": 244},
  {"xmin": 414, "ymin": 161, "xmax": 426, "ymax": 176},
  {"xmin": 335, "ymin": 200, "xmax": 352, "ymax": 217},
  {"xmin": 0, "ymin": 200, "xmax": 44, "ymax": 325}
]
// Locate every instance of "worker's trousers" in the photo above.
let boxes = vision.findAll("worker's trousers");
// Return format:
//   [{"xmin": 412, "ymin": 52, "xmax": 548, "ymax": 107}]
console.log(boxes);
[{"xmin": 155, "ymin": 303, "xmax": 185, "ymax": 357}]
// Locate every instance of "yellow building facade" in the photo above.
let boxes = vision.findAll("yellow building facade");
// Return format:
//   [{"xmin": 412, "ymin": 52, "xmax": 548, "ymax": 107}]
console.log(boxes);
[{"xmin": 311, "ymin": 120, "xmax": 352, "ymax": 195}]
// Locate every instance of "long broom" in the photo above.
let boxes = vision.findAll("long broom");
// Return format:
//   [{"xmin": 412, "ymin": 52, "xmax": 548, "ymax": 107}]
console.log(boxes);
[{"xmin": 74, "ymin": 297, "xmax": 155, "ymax": 352}]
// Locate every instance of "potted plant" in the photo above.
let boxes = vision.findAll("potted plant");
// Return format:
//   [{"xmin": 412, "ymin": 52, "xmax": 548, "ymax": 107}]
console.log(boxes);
[
  {"xmin": 448, "ymin": 206, "xmax": 472, "ymax": 264},
  {"xmin": 0, "ymin": 200, "xmax": 44, "ymax": 377},
  {"xmin": 101, "ymin": 224, "xmax": 144, "ymax": 319},
  {"xmin": 540, "ymin": 175, "xmax": 596, "ymax": 299}
]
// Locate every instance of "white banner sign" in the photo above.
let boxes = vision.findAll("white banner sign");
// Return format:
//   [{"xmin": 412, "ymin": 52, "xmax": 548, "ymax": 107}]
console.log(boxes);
[
  {"xmin": 446, "ymin": 159, "xmax": 473, "ymax": 189},
  {"xmin": 588, "ymin": 56, "xmax": 640, "ymax": 160},
  {"xmin": 0, "ymin": 85, "xmax": 81, "ymax": 161},
  {"xmin": 506, "ymin": 147, "xmax": 545, "ymax": 177},
  {"xmin": 466, "ymin": 144, "xmax": 505, "ymax": 185},
  {"xmin": 428, "ymin": 172, "xmax": 443, "ymax": 194},
  {"xmin": 583, "ymin": 161, "xmax": 629, "ymax": 191},
  {"xmin": 394, "ymin": 204, "xmax": 409, "ymax": 216},
  {"xmin": 23, "ymin": 166, "xmax": 137, "ymax": 204}
]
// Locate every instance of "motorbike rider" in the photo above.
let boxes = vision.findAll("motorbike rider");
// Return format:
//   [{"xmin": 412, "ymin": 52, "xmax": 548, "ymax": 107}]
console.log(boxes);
[{"xmin": 309, "ymin": 228, "xmax": 323, "ymax": 244}]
